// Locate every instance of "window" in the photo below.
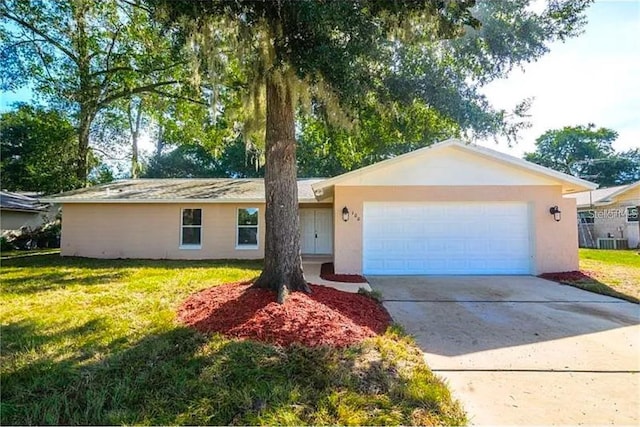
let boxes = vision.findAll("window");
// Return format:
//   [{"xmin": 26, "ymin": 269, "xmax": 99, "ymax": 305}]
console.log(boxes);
[
  {"xmin": 578, "ymin": 210, "xmax": 595, "ymax": 224},
  {"xmin": 237, "ymin": 208, "xmax": 258, "ymax": 248},
  {"xmin": 627, "ymin": 206, "xmax": 639, "ymax": 223},
  {"xmin": 181, "ymin": 208, "xmax": 202, "ymax": 248}
]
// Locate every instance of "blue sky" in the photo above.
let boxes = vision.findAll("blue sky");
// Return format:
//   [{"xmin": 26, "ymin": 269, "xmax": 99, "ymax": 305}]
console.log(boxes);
[
  {"xmin": 478, "ymin": 0, "xmax": 640, "ymax": 156},
  {"xmin": 0, "ymin": 87, "xmax": 31, "ymax": 110},
  {"xmin": 1, "ymin": 0, "xmax": 638, "ymax": 159}
]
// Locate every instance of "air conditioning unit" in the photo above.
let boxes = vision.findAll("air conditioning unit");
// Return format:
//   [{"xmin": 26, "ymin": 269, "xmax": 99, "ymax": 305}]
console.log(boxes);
[{"xmin": 597, "ymin": 238, "xmax": 629, "ymax": 250}]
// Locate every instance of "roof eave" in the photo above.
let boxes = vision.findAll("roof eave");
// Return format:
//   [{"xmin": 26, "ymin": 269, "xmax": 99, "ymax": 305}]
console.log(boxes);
[
  {"xmin": 603, "ymin": 181, "xmax": 640, "ymax": 201},
  {"xmin": 40, "ymin": 197, "xmax": 324, "ymax": 204},
  {"xmin": 0, "ymin": 207, "xmax": 45, "ymax": 213}
]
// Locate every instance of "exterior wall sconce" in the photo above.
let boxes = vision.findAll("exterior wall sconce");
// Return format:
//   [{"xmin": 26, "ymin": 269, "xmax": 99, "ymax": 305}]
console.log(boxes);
[
  {"xmin": 342, "ymin": 206, "xmax": 350, "ymax": 222},
  {"xmin": 549, "ymin": 205, "xmax": 561, "ymax": 222}
]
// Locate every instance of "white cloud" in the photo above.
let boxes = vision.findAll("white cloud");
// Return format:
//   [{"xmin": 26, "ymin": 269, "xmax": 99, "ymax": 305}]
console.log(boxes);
[{"xmin": 475, "ymin": 0, "xmax": 640, "ymax": 157}]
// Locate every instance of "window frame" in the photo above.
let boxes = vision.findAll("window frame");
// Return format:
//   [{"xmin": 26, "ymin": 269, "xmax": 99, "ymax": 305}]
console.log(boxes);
[
  {"xmin": 626, "ymin": 206, "xmax": 639, "ymax": 223},
  {"xmin": 578, "ymin": 210, "xmax": 595, "ymax": 224},
  {"xmin": 236, "ymin": 207, "xmax": 259, "ymax": 249},
  {"xmin": 180, "ymin": 208, "xmax": 203, "ymax": 249}
]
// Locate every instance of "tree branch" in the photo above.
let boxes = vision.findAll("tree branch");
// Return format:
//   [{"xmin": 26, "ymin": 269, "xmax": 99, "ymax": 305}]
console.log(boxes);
[
  {"xmin": 1, "ymin": 11, "xmax": 79, "ymax": 64},
  {"xmin": 3, "ymin": 38, "xmax": 49, "ymax": 51},
  {"xmin": 149, "ymin": 88, "xmax": 209, "ymax": 106},
  {"xmin": 102, "ymin": 26, "xmax": 122, "ymax": 80},
  {"xmin": 90, "ymin": 146, "xmax": 130, "ymax": 161},
  {"xmin": 30, "ymin": 37, "xmax": 60, "ymax": 89},
  {"xmin": 97, "ymin": 80, "xmax": 179, "ymax": 108},
  {"xmin": 118, "ymin": 0, "xmax": 153, "ymax": 15},
  {"xmin": 90, "ymin": 60, "xmax": 187, "ymax": 79}
]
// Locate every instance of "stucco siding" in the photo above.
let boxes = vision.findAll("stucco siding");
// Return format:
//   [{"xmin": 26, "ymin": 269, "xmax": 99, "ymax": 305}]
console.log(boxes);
[
  {"xmin": 1, "ymin": 205, "xmax": 59, "ymax": 236},
  {"xmin": 333, "ymin": 185, "xmax": 577, "ymax": 275},
  {"xmin": 328, "ymin": 146, "xmax": 563, "ymax": 188},
  {"xmin": 586, "ymin": 202, "xmax": 640, "ymax": 248},
  {"xmin": 574, "ymin": 184, "xmax": 639, "ymax": 248},
  {"xmin": 2, "ymin": 211, "xmax": 44, "ymax": 235},
  {"xmin": 61, "ymin": 203, "xmax": 266, "ymax": 259}
]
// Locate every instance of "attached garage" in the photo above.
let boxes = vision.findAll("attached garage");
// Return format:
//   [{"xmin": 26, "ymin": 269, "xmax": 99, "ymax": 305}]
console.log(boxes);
[
  {"xmin": 312, "ymin": 139, "xmax": 598, "ymax": 276},
  {"xmin": 363, "ymin": 202, "xmax": 532, "ymax": 275}
]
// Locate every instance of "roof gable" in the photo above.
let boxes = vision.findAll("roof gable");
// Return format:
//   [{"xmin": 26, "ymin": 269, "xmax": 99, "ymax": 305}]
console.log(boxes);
[
  {"xmin": 313, "ymin": 139, "xmax": 597, "ymax": 195},
  {"xmin": 566, "ymin": 181, "xmax": 640, "ymax": 207},
  {"xmin": 606, "ymin": 181, "xmax": 640, "ymax": 203}
]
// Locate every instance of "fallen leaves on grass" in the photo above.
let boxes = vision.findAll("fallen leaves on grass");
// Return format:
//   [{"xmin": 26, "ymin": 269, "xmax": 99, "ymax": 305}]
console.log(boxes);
[
  {"xmin": 177, "ymin": 281, "xmax": 391, "ymax": 348},
  {"xmin": 320, "ymin": 262, "xmax": 368, "ymax": 283}
]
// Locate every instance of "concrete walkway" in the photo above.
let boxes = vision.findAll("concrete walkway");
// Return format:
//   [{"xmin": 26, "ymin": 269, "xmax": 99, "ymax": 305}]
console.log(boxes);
[
  {"xmin": 302, "ymin": 261, "xmax": 372, "ymax": 293},
  {"xmin": 369, "ymin": 276, "xmax": 640, "ymax": 425}
]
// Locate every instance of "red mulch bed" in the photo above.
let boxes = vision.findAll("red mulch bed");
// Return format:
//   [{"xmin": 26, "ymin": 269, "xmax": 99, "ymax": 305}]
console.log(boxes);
[
  {"xmin": 177, "ymin": 281, "xmax": 391, "ymax": 348},
  {"xmin": 540, "ymin": 270, "xmax": 600, "ymax": 283},
  {"xmin": 320, "ymin": 262, "xmax": 368, "ymax": 283}
]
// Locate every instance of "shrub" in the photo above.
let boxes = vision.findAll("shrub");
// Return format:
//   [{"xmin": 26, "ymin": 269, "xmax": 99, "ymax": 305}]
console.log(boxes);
[{"xmin": 0, "ymin": 236, "xmax": 15, "ymax": 251}]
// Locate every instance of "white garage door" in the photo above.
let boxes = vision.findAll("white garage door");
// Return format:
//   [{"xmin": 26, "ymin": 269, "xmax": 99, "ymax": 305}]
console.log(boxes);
[{"xmin": 363, "ymin": 202, "xmax": 532, "ymax": 275}]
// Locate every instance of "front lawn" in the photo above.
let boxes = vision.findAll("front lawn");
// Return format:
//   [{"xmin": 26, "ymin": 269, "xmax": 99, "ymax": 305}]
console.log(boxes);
[
  {"xmin": 578, "ymin": 249, "xmax": 640, "ymax": 302},
  {"xmin": 545, "ymin": 249, "xmax": 640, "ymax": 303},
  {"xmin": 1, "ymin": 255, "xmax": 465, "ymax": 425}
]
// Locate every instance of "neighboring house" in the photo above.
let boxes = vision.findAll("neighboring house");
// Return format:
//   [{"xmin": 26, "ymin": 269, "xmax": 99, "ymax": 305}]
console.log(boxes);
[
  {"xmin": 42, "ymin": 139, "xmax": 596, "ymax": 275},
  {"xmin": 564, "ymin": 181, "xmax": 640, "ymax": 249},
  {"xmin": 0, "ymin": 191, "xmax": 57, "ymax": 237}
]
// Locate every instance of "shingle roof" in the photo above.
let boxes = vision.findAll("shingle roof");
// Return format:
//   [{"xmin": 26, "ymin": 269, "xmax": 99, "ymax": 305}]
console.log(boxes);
[
  {"xmin": 565, "ymin": 181, "xmax": 640, "ymax": 207},
  {"xmin": 0, "ymin": 191, "xmax": 47, "ymax": 212},
  {"xmin": 41, "ymin": 178, "xmax": 326, "ymax": 203}
]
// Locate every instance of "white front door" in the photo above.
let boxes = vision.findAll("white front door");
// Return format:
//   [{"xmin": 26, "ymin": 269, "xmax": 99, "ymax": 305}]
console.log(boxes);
[
  {"xmin": 363, "ymin": 202, "xmax": 532, "ymax": 275},
  {"xmin": 300, "ymin": 210, "xmax": 316, "ymax": 254},
  {"xmin": 300, "ymin": 209, "xmax": 333, "ymax": 254}
]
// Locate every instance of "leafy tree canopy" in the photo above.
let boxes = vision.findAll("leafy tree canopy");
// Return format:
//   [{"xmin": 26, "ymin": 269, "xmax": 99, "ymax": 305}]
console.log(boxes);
[
  {"xmin": 1, "ymin": 105, "xmax": 80, "ymax": 193},
  {"xmin": 297, "ymin": 100, "xmax": 459, "ymax": 177},
  {"xmin": 144, "ymin": 139, "xmax": 263, "ymax": 179},
  {"xmin": 152, "ymin": 0, "xmax": 592, "ymax": 142},
  {"xmin": 0, "ymin": 0, "xmax": 196, "ymax": 182},
  {"xmin": 524, "ymin": 124, "xmax": 639, "ymax": 186},
  {"xmin": 295, "ymin": 0, "xmax": 593, "ymax": 177}
]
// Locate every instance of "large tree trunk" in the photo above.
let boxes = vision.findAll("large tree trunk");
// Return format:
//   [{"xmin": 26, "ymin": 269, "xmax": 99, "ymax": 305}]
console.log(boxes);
[
  {"xmin": 253, "ymin": 74, "xmax": 310, "ymax": 303},
  {"xmin": 74, "ymin": 3, "xmax": 92, "ymax": 187},
  {"xmin": 155, "ymin": 124, "xmax": 165, "ymax": 157},
  {"xmin": 76, "ymin": 109, "xmax": 92, "ymax": 185},
  {"xmin": 131, "ymin": 133, "xmax": 139, "ymax": 179},
  {"xmin": 128, "ymin": 98, "xmax": 144, "ymax": 179}
]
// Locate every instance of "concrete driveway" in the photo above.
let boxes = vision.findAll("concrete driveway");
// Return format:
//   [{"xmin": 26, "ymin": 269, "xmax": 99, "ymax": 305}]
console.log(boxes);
[{"xmin": 369, "ymin": 276, "xmax": 640, "ymax": 425}]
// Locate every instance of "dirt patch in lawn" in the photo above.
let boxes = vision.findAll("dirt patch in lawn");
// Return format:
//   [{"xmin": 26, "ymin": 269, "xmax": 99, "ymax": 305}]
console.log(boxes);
[
  {"xmin": 320, "ymin": 262, "xmax": 368, "ymax": 283},
  {"xmin": 177, "ymin": 281, "xmax": 391, "ymax": 347}
]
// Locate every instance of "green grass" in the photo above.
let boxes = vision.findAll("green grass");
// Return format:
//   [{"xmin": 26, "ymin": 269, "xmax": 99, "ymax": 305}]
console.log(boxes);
[
  {"xmin": 579, "ymin": 248, "xmax": 640, "ymax": 267},
  {"xmin": 572, "ymin": 249, "xmax": 640, "ymax": 303},
  {"xmin": 1, "ymin": 255, "xmax": 465, "ymax": 425},
  {"xmin": 1, "ymin": 248, "xmax": 60, "ymax": 259}
]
